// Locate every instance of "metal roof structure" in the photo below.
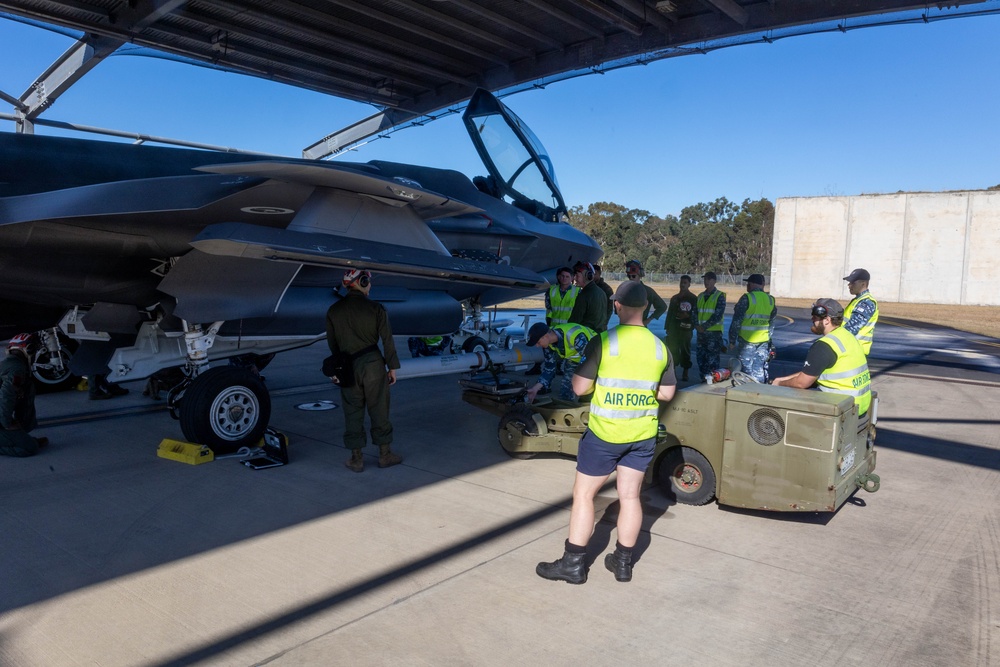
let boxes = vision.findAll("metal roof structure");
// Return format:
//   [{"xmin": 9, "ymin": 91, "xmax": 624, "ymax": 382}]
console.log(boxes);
[{"xmin": 1, "ymin": 0, "xmax": 997, "ymax": 156}]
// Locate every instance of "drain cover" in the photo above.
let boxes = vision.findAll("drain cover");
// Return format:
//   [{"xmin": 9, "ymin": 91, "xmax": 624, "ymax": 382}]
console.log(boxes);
[{"xmin": 296, "ymin": 400, "xmax": 338, "ymax": 411}]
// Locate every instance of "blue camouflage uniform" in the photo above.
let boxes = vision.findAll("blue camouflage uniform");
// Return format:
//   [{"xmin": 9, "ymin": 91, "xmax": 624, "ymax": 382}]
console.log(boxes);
[
  {"xmin": 728, "ymin": 290, "xmax": 777, "ymax": 383},
  {"xmin": 695, "ymin": 289, "xmax": 727, "ymax": 376},
  {"xmin": 538, "ymin": 326, "xmax": 593, "ymax": 401}
]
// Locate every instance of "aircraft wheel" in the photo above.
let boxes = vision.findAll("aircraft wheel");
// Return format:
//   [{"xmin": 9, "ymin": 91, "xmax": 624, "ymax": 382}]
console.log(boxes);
[
  {"xmin": 32, "ymin": 332, "xmax": 79, "ymax": 393},
  {"xmin": 658, "ymin": 447, "xmax": 717, "ymax": 506},
  {"xmin": 179, "ymin": 367, "xmax": 271, "ymax": 453},
  {"xmin": 462, "ymin": 336, "xmax": 488, "ymax": 354},
  {"xmin": 498, "ymin": 404, "xmax": 538, "ymax": 459}
]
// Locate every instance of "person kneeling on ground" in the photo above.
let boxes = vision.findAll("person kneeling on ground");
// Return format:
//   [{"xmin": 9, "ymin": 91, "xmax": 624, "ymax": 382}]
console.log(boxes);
[{"xmin": 1, "ymin": 334, "xmax": 49, "ymax": 457}]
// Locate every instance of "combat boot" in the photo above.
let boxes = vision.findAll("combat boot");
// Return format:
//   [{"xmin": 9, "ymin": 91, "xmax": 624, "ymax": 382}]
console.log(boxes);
[
  {"xmin": 378, "ymin": 445, "xmax": 402, "ymax": 468},
  {"xmin": 345, "ymin": 449, "xmax": 364, "ymax": 473},
  {"xmin": 536, "ymin": 549, "xmax": 588, "ymax": 584},
  {"xmin": 604, "ymin": 544, "xmax": 633, "ymax": 582}
]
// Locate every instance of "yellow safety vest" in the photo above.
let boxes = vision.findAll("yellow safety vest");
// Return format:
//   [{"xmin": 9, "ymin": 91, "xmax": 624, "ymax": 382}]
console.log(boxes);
[
  {"xmin": 843, "ymin": 292, "xmax": 879, "ymax": 355},
  {"xmin": 548, "ymin": 285, "xmax": 580, "ymax": 325},
  {"xmin": 816, "ymin": 327, "xmax": 871, "ymax": 415},
  {"xmin": 697, "ymin": 290, "xmax": 723, "ymax": 332},
  {"xmin": 588, "ymin": 326, "xmax": 669, "ymax": 443},
  {"xmin": 738, "ymin": 291, "xmax": 775, "ymax": 344},
  {"xmin": 550, "ymin": 323, "xmax": 595, "ymax": 363}
]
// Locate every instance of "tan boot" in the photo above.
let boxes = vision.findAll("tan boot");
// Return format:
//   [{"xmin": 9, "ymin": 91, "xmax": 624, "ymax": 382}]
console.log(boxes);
[
  {"xmin": 378, "ymin": 445, "xmax": 402, "ymax": 468},
  {"xmin": 344, "ymin": 449, "xmax": 364, "ymax": 473}
]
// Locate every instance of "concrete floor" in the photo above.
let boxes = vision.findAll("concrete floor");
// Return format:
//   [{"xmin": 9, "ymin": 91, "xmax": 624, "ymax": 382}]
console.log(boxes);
[{"xmin": 1, "ymin": 341, "xmax": 998, "ymax": 667}]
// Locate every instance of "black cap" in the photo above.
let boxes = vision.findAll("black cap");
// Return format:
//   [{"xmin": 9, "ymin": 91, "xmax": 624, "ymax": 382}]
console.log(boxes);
[
  {"xmin": 744, "ymin": 273, "xmax": 766, "ymax": 285},
  {"xmin": 526, "ymin": 322, "xmax": 550, "ymax": 347},
  {"xmin": 843, "ymin": 268, "xmax": 871, "ymax": 282},
  {"xmin": 812, "ymin": 298, "xmax": 844, "ymax": 319},
  {"xmin": 611, "ymin": 280, "xmax": 648, "ymax": 308},
  {"xmin": 702, "ymin": 271, "xmax": 717, "ymax": 280}
]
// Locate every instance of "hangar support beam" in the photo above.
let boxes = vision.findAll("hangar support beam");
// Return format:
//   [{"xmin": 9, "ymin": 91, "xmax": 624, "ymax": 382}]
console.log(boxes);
[{"xmin": 700, "ymin": 0, "xmax": 749, "ymax": 26}]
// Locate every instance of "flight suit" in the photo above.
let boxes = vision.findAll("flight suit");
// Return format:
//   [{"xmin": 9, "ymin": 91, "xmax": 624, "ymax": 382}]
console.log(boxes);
[{"xmin": 325, "ymin": 290, "xmax": 401, "ymax": 452}]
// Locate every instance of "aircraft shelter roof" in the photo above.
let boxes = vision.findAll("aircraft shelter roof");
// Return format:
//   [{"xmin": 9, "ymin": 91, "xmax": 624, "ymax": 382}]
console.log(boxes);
[{"xmin": 0, "ymin": 0, "xmax": 994, "ymax": 156}]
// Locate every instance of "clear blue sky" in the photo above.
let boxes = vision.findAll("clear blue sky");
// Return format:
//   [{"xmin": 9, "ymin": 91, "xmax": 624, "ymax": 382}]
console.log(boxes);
[{"xmin": 2, "ymin": 12, "xmax": 999, "ymax": 218}]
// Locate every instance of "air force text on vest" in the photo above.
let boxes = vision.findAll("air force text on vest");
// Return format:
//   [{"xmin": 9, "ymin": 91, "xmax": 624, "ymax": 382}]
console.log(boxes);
[
  {"xmin": 602, "ymin": 391, "xmax": 658, "ymax": 407},
  {"xmin": 853, "ymin": 371, "xmax": 871, "ymax": 388}
]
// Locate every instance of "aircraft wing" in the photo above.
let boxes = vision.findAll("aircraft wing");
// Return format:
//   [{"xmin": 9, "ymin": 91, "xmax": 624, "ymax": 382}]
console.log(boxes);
[
  {"xmin": 197, "ymin": 161, "xmax": 484, "ymax": 220},
  {"xmin": 188, "ymin": 222, "xmax": 547, "ymax": 289}
]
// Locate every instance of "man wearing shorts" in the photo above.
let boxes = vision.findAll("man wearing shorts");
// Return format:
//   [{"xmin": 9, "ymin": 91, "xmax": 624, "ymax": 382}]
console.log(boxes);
[{"xmin": 536, "ymin": 280, "xmax": 676, "ymax": 585}]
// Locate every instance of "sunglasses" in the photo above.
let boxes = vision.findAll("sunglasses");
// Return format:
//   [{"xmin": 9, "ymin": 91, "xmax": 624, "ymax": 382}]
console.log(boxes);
[{"xmin": 811, "ymin": 305, "xmax": 830, "ymax": 319}]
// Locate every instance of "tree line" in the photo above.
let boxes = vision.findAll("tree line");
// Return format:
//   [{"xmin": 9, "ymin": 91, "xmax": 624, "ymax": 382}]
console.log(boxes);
[{"xmin": 567, "ymin": 197, "xmax": 774, "ymax": 278}]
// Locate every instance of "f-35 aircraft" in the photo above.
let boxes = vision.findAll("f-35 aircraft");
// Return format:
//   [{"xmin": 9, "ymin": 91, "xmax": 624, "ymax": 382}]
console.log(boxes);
[{"xmin": 0, "ymin": 89, "xmax": 602, "ymax": 451}]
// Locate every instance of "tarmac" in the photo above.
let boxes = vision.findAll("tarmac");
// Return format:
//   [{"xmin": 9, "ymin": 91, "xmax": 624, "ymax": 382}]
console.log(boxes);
[{"xmin": 1, "ymin": 340, "xmax": 999, "ymax": 667}]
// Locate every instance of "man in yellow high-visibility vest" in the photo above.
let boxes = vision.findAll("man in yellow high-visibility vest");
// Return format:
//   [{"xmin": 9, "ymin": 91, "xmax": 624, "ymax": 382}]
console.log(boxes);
[
  {"xmin": 771, "ymin": 298, "xmax": 871, "ymax": 416},
  {"xmin": 536, "ymin": 280, "xmax": 676, "ymax": 585},
  {"xmin": 695, "ymin": 271, "xmax": 727, "ymax": 379},
  {"xmin": 843, "ymin": 268, "xmax": 879, "ymax": 356},
  {"xmin": 728, "ymin": 273, "xmax": 777, "ymax": 383}
]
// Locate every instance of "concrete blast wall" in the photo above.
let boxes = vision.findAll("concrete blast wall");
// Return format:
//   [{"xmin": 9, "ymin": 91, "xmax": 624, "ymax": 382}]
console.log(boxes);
[{"xmin": 771, "ymin": 191, "xmax": 1000, "ymax": 306}]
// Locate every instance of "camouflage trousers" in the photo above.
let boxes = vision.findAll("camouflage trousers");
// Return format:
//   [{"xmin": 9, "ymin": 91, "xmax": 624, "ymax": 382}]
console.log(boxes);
[
  {"xmin": 736, "ymin": 340, "xmax": 771, "ymax": 383},
  {"xmin": 0, "ymin": 428, "xmax": 40, "ymax": 457},
  {"xmin": 696, "ymin": 331, "xmax": 724, "ymax": 376},
  {"xmin": 557, "ymin": 359, "xmax": 581, "ymax": 401}
]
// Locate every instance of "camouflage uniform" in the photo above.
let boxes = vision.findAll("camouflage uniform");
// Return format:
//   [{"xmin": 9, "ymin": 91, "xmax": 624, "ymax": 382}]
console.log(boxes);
[
  {"xmin": 695, "ymin": 288, "xmax": 727, "ymax": 376},
  {"xmin": 728, "ymin": 290, "xmax": 777, "ymax": 383},
  {"xmin": 538, "ymin": 327, "xmax": 592, "ymax": 401},
  {"xmin": 0, "ymin": 352, "xmax": 39, "ymax": 457}
]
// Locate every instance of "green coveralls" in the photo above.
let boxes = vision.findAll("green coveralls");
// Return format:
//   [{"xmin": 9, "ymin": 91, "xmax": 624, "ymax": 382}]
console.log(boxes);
[{"xmin": 325, "ymin": 290, "xmax": 401, "ymax": 451}]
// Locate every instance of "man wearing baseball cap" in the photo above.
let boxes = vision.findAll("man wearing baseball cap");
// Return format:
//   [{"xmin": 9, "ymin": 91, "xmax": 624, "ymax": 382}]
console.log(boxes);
[
  {"xmin": 771, "ymin": 298, "xmax": 871, "ymax": 415},
  {"xmin": 843, "ymin": 268, "xmax": 879, "ymax": 355},
  {"xmin": 536, "ymin": 280, "xmax": 675, "ymax": 585},
  {"xmin": 728, "ymin": 273, "xmax": 777, "ymax": 383},
  {"xmin": 523, "ymin": 321, "xmax": 596, "ymax": 403},
  {"xmin": 694, "ymin": 271, "xmax": 727, "ymax": 379}
]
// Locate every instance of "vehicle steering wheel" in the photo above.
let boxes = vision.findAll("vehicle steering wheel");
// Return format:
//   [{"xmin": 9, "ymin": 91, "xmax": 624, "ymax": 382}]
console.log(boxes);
[{"xmin": 730, "ymin": 371, "xmax": 759, "ymax": 386}]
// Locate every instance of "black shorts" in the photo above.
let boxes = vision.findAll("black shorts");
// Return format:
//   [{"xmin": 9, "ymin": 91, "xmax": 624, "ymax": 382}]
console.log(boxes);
[{"xmin": 576, "ymin": 429, "xmax": 657, "ymax": 477}]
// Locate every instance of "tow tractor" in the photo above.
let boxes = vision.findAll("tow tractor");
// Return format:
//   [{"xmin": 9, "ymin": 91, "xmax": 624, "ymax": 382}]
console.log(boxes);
[{"xmin": 462, "ymin": 368, "xmax": 880, "ymax": 513}]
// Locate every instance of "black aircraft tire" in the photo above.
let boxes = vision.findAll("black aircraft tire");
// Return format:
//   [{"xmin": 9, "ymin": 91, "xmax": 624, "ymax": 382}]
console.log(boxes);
[
  {"xmin": 498, "ymin": 404, "xmax": 538, "ymax": 460},
  {"xmin": 32, "ymin": 335, "xmax": 80, "ymax": 393},
  {"xmin": 462, "ymin": 336, "xmax": 488, "ymax": 354},
  {"xmin": 179, "ymin": 367, "xmax": 271, "ymax": 454},
  {"xmin": 658, "ymin": 447, "xmax": 717, "ymax": 506}
]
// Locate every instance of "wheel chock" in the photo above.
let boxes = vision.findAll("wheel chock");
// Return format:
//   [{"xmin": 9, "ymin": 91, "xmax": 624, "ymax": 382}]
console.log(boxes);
[{"xmin": 157, "ymin": 439, "xmax": 214, "ymax": 465}]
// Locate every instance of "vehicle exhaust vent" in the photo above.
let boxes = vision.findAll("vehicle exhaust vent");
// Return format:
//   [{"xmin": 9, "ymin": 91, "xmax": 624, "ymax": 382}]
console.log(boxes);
[{"xmin": 747, "ymin": 408, "xmax": 784, "ymax": 446}]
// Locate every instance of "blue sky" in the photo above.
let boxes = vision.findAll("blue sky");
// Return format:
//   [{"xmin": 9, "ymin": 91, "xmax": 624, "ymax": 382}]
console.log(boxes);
[{"xmin": 2, "ymin": 11, "xmax": 999, "ymax": 218}]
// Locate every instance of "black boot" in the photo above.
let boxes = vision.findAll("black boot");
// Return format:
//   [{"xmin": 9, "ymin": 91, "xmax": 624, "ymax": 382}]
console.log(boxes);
[
  {"xmin": 536, "ymin": 550, "xmax": 587, "ymax": 584},
  {"xmin": 604, "ymin": 544, "xmax": 633, "ymax": 582}
]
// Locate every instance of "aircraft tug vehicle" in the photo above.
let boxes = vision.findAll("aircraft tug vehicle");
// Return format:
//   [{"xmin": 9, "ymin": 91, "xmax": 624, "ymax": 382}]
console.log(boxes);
[{"xmin": 465, "ymin": 371, "xmax": 880, "ymax": 513}]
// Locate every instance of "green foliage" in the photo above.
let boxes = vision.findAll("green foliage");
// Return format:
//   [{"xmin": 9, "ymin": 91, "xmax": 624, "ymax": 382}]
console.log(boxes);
[{"xmin": 567, "ymin": 197, "xmax": 774, "ymax": 277}]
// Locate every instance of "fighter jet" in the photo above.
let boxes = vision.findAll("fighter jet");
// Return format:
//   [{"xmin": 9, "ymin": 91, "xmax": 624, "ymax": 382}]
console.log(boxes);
[{"xmin": 0, "ymin": 89, "xmax": 603, "ymax": 451}]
